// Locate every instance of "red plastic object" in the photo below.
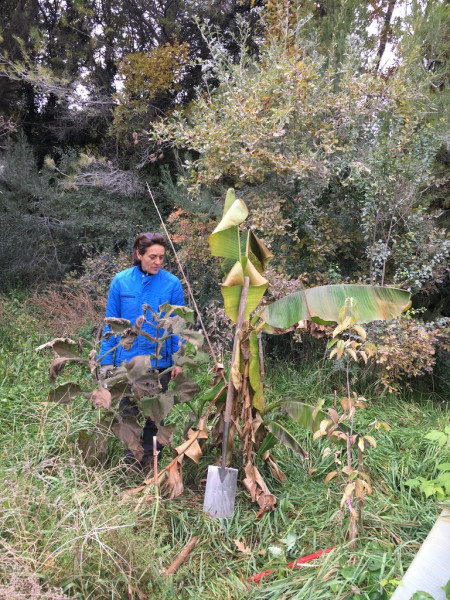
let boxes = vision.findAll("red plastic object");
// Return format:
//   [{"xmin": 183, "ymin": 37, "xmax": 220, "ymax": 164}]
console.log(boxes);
[{"xmin": 248, "ymin": 546, "xmax": 336, "ymax": 584}]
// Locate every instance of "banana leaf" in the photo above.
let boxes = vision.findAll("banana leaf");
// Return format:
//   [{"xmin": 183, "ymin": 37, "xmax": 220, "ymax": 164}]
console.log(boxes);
[{"xmin": 262, "ymin": 284, "xmax": 411, "ymax": 328}]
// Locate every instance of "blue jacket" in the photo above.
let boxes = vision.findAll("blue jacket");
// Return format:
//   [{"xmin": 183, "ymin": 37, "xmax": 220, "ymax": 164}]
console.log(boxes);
[{"xmin": 98, "ymin": 266, "xmax": 185, "ymax": 368}]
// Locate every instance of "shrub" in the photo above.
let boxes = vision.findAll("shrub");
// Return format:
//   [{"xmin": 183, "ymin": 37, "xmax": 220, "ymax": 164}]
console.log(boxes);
[{"xmin": 368, "ymin": 315, "xmax": 450, "ymax": 392}]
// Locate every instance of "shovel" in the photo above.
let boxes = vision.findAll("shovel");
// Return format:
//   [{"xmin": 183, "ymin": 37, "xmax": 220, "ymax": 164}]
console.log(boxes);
[{"xmin": 203, "ymin": 276, "xmax": 250, "ymax": 518}]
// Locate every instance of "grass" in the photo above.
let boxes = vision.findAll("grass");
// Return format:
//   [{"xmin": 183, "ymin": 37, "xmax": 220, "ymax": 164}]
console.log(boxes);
[{"xmin": 0, "ymin": 293, "xmax": 448, "ymax": 599}]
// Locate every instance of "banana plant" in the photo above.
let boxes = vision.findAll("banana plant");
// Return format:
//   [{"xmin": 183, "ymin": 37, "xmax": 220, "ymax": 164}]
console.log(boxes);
[{"xmin": 208, "ymin": 189, "xmax": 411, "ymax": 516}]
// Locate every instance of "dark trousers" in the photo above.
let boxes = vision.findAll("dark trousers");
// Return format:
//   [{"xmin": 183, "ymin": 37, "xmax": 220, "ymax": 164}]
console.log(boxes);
[{"xmin": 119, "ymin": 369, "xmax": 171, "ymax": 459}]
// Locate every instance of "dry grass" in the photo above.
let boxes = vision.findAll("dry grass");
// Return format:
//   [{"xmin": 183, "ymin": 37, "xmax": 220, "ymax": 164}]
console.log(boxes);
[{"xmin": 27, "ymin": 285, "xmax": 106, "ymax": 337}]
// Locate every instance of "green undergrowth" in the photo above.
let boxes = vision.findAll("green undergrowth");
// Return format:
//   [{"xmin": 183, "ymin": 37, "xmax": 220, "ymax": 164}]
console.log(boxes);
[{"xmin": 0, "ymin": 295, "xmax": 448, "ymax": 600}]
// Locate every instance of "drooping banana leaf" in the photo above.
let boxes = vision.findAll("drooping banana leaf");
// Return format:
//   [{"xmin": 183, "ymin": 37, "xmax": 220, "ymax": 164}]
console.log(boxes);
[
  {"xmin": 262, "ymin": 284, "xmax": 411, "ymax": 328},
  {"xmin": 266, "ymin": 420, "xmax": 308, "ymax": 458},
  {"xmin": 280, "ymin": 399, "xmax": 328, "ymax": 432}
]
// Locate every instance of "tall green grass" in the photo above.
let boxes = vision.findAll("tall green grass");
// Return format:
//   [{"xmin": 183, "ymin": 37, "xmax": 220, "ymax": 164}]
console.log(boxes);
[{"xmin": 0, "ymin": 294, "xmax": 448, "ymax": 599}]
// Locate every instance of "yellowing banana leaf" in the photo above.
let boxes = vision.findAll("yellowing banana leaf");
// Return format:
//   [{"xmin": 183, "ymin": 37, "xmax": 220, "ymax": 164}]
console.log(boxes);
[
  {"xmin": 222, "ymin": 260, "xmax": 268, "ymax": 322},
  {"xmin": 262, "ymin": 284, "xmax": 411, "ymax": 328},
  {"xmin": 209, "ymin": 199, "xmax": 248, "ymax": 260}
]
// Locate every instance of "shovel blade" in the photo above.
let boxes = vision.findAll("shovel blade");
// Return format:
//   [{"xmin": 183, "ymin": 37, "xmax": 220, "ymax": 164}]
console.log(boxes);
[{"xmin": 203, "ymin": 465, "xmax": 238, "ymax": 518}]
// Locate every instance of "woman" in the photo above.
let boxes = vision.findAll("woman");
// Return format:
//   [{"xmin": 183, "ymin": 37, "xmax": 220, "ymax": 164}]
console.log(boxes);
[{"xmin": 99, "ymin": 232, "xmax": 184, "ymax": 465}]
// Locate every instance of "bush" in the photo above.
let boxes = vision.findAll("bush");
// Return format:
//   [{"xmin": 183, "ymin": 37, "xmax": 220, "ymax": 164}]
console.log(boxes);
[{"xmin": 368, "ymin": 315, "xmax": 450, "ymax": 393}]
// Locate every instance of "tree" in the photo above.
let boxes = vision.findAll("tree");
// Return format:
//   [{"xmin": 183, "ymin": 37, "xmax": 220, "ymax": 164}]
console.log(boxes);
[{"xmin": 146, "ymin": 3, "xmax": 449, "ymax": 301}]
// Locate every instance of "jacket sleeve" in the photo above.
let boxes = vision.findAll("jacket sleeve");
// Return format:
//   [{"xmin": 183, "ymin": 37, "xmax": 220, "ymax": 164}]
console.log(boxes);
[
  {"xmin": 98, "ymin": 277, "xmax": 121, "ymax": 365},
  {"xmin": 169, "ymin": 277, "xmax": 185, "ymax": 358}
]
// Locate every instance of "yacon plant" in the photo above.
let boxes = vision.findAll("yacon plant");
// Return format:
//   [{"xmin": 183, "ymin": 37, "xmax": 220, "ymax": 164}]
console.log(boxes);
[
  {"xmin": 205, "ymin": 188, "xmax": 411, "ymax": 517},
  {"xmin": 37, "ymin": 303, "xmax": 209, "ymax": 493}
]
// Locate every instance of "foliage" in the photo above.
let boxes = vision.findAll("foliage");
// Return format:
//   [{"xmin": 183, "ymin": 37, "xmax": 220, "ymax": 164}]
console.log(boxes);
[
  {"xmin": 310, "ymin": 310, "xmax": 379, "ymax": 546},
  {"xmin": 0, "ymin": 138, "xmax": 156, "ymax": 288},
  {"xmin": 368, "ymin": 315, "xmax": 450, "ymax": 393},
  {"xmin": 203, "ymin": 189, "xmax": 410, "ymax": 518},
  {"xmin": 0, "ymin": 295, "xmax": 447, "ymax": 600},
  {"xmin": 405, "ymin": 426, "xmax": 450, "ymax": 500},
  {"xmin": 27, "ymin": 285, "xmax": 106, "ymax": 337},
  {"xmin": 147, "ymin": 4, "xmax": 449, "ymax": 302},
  {"xmin": 113, "ymin": 38, "xmax": 190, "ymax": 137},
  {"xmin": 37, "ymin": 303, "xmax": 207, "ymax": 495}
]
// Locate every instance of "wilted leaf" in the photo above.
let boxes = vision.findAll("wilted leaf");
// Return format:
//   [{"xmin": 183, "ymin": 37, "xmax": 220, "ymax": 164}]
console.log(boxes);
[
  {"xmin": 340, "ymin": 396, "xmax": 352, "ymax": 411},
  {"xmin": 172, "ymin": 373, "xmax": 201, "ymax": 403},
  {"xmin": 340, "ymin": 483, "xmax": 355, "ymax": 508},
  {"xmin": 49, "ymin": 357, "xmax": 68, "ymax": 384},
  {"xmin": 91, "ymin": 387, "xmax": 112, "ymax": 410},
  {"xmin": 48, "ymin": 382, "xmax": 85, "ymax": 403},
  {"xmin": 263, "ymin": 452, "xmax": 286, "ymax": 482},
  {"xmin": 120, "ymin": 329, "xmax": 138, "ymax": 350},
  {"xmin": 161, "ymin": 457, "xmax": 184, "ymax": 498},
  {"xmin": 156, "ymin": 424, "xmax": 176, "ymax": 446},
  {"xmin": 375, "ymin": 420, "xmax": 391, "ymax": 432},
  {"xmin": 332, "ymin": 316, "xmax": 353, "ymax": 338},
  {"xmin": 181, "ymin": 330, "xmax": 204, "ymax": 349},
  {"xmin": 346, "ymin": 348, "xmax": 358, "ymax": 362},
  {"xmin": 328, "ymin": 408, "xmax": 339, "ymax": 424},
  {"xmin": 235, "ymin": 540, "xmax": 251, "ymax": 554},
  {"xmin": 104, "ymin": 317, "xmax": 132, "ymax": 333},
  {"xmin": 324, "ymin": 471, "xmax": 338, "ymax": 484},
  {"xmin": 352, "ymin": 325, "xmax": 367, "ymax": 341},
  {"xmin": 112, "ymin": 418, "xmax": 144, "ymax": 462},
  {"xmin": 125, "ymin": 356, "xmax": 152, "ymax": 382},
  {"xmin": 175, "ymin": 427, "xmax": 204, "ymax": 464},
  {"xmin": 36, "ymin": 337, "xmax": 79, "ymax": 358},
  {"xmin": 364, "ymin": 435, "xmax": 377, "ymax": 448},
  {"xmin": 141, "ymin": 393, "xmax": 174, "ymax": 423}
]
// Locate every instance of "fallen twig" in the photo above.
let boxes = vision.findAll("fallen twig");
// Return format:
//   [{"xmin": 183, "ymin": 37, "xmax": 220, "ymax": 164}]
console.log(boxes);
[{"xmin": 164, "ymin": 536, "xmax": 199, "ymax": 575}]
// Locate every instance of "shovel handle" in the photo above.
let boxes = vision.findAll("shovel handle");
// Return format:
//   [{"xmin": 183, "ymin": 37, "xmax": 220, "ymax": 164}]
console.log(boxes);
[{"xmin": 221, "ymin": 276, "xmax": 250, "ymax": 469}]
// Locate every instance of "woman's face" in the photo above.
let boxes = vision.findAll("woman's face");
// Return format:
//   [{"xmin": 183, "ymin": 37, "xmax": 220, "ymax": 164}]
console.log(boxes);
[{"xmin": 137, "ymin": 244, "xmax": 165, "ymax": 275}]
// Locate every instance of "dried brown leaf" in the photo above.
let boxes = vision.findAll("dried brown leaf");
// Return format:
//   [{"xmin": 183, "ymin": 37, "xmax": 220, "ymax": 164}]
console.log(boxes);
[{"xmin": 234, "ymin": 540, "xmax": 251, "ymax": 554}]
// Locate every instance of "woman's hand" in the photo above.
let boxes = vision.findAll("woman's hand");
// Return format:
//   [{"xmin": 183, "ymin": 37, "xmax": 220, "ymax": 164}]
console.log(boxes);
[{"xmin": 171, "ymin": 366, "xmax": 182, "ymax": 379}]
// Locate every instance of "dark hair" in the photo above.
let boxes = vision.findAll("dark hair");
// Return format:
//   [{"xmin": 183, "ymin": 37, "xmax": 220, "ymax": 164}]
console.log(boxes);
[{"xmin": 132, "ymin": 232, "xmax": 166, "ymax": 265}]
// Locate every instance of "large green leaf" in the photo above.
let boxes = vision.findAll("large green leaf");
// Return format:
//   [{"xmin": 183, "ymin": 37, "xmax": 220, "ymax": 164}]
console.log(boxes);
[
  {"xmin": 221, "ymin": 259, "xmax": 268, "ymax": 322},
  {"xmin": 280, "ymin": 399, "xmax": 327, "ymax": 432},
  {"xmin": 208, "ymin": 198, "xmax": 248, "ymax": 260},
  {"xmin": 262, "ymin": 284, "xmax": 411, "ymax": 328},
  {"xmin": 266, "ymin": 420, "xmax": 308, "ymax": 458},
  {"xmin": 256, "ymin": 432, "xmax": 279, "ymax": 457}
]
